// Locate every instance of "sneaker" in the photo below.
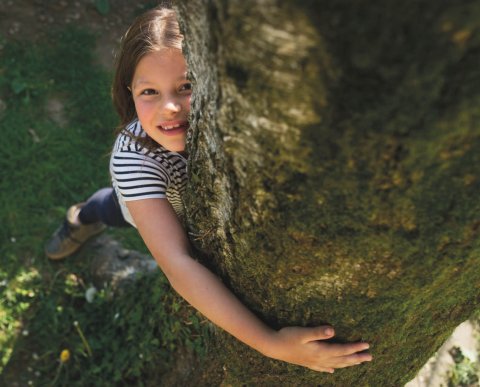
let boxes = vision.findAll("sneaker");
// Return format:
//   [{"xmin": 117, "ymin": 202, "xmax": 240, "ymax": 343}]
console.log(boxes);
[{"xmin": 45, "ymin": 203, "xmax": 106, "ymax": 260}]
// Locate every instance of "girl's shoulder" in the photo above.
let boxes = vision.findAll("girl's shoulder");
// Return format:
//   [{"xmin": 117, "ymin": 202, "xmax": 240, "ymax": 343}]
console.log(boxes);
[
  {"xmin": 124, "ymin": 119, "xmax": 145, "ymax": 138},
  {"xmin": 115, "ymin": 120, "xmax": 146, "ymax": 147},
  {"xmin": 114, "ymin": 120, "xmax": 153, "ymax": 154}
]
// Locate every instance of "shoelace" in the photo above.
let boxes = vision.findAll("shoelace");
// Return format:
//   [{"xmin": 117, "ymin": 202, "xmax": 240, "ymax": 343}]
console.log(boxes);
[{"xmin": 57, "ymin": 220, "xmax": 75, "ymax": 241}]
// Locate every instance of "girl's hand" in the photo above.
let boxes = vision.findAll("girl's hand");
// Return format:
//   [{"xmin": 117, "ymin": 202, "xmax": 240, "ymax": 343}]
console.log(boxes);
[{"xmin": 263, "ymin": 326, "xmax": 372, "ymax": 373}]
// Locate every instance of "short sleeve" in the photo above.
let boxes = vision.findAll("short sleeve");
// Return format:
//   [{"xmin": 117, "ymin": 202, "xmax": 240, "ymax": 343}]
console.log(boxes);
[{"xmin": 110, "ymin": 147, "xmax": 171, "ymax": 202}]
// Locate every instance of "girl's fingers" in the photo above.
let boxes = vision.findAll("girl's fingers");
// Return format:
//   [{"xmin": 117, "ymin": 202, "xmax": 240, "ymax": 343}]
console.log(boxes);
[
  {"xmin": 310, "ymin": 366, "xmax": 335, "ymax": 373},
  {"xmin": 301, "ymin": 326, "xmax": 335, "ymax": 343},
  {"xmin": 334, "ymin": 362, "xmax": 362, "ymax": 369},
  {"xmin": 332, "ymin": 353, "xmax": 373, "ymax": 367},
  {"xmin": 325, "ymin": 342, "xmax": 370, "ymax": 356}
]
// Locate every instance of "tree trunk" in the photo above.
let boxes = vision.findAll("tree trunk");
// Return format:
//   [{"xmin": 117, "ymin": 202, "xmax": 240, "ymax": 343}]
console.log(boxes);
[{"xmin": 176, "ymin": 0, "xmax": 480, "ymax": 385}]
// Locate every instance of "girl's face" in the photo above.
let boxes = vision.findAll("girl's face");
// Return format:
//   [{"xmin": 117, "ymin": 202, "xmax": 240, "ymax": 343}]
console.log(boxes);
[{"xmin": 131, "ymin": 49, "xmax": 191, "ymax": 153}]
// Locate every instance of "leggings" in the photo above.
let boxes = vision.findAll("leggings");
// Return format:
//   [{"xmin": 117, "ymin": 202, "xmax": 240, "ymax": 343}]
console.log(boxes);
[{"xmin": 78, "ymin": 187, "xmax": 131, "ymax": 228}]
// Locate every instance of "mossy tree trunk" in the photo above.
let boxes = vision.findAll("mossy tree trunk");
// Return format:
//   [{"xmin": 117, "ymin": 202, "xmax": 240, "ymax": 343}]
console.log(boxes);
[{"xmin": 176, "ymin": 1, "xmax": 480, "ymax": 385}]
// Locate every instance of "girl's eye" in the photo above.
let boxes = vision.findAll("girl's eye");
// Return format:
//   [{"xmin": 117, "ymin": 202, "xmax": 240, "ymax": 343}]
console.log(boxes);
[
  {"xmin": 179, "ymin": 83, "xmax": 192, "ymax": 92},
  {"xmin": 140, "ymin": 89, "xmax": 157, "ymax": 96}
]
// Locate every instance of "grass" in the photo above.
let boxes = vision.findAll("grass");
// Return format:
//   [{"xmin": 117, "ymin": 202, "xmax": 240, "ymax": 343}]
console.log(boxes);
[{"xmin": 0, "ymin": 27, "xmax": 207, "ymax": 386}]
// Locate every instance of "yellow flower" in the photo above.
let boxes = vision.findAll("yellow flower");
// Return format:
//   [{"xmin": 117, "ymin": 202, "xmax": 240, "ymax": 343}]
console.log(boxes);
[{"xmin": 60, "ymin": 349, "xmax": 70, "ymax": 363}]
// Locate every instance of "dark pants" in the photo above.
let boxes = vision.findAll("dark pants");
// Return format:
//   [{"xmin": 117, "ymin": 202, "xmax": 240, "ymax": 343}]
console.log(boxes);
[{"xmin": 78, "ymin": 187, "xmax": 131, "ymax": 227}]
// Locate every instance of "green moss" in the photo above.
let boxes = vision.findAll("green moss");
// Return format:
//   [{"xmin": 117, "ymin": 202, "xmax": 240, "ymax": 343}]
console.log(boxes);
[{"xmin": 185, "ymin": 0, "xmax": 480, "ymax": 385}]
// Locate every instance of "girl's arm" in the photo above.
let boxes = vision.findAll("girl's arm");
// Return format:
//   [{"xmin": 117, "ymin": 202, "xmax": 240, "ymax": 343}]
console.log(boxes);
[{"xmin": 126, "ymin": 198, "xmax": 372, "ymax": 373}]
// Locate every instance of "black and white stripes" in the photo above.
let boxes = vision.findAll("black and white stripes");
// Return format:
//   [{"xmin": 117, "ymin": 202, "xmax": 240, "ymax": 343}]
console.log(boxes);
[{"xmin": 110, "ymin": 119, "xmax": 187, "ymax": 227}]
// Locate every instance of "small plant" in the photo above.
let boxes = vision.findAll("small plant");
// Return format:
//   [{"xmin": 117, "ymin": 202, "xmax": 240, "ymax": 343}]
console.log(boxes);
[{"xmin": 446, "ymin": 346, "xmax": 480, "ymax": 387}]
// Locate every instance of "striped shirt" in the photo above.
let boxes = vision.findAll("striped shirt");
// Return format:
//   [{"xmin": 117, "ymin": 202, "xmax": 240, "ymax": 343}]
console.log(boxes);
[{"xmin": 110, "ymin": 119, "xmax": 187, "ymax": 227}]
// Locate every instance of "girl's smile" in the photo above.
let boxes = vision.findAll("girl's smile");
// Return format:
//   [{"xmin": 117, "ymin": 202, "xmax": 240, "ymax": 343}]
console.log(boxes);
[
  {"xmin": 157, "ymin": 119, "xmax": 189, "ymax": 136},
  {"xmin": 131, "ymin": 49, "xmax": 191, "ymax": 152}
]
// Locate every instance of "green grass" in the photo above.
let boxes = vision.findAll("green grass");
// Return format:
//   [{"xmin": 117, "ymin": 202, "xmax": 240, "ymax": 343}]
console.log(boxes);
[{"xmin": 0, "ymin": 28, "xmax": 206, "ymax": 386}]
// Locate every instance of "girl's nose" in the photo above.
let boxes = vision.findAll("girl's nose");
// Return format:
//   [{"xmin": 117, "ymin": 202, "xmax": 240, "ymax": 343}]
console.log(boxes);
[{"xmin": 164, "ymin": 101, "xmax": 181, "ymax": 114}]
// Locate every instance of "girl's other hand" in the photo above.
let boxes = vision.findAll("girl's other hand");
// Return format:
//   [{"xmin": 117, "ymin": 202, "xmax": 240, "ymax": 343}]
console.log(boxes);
[{"xmin": 263, "ymin": 326, "xmax": 372, "ymax": 373}]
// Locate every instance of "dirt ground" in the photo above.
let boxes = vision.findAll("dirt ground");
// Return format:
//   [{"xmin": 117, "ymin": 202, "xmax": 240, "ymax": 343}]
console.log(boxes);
[{"xmin": 0, "ymin": 0, "xmax": 156, "ymax": 71}]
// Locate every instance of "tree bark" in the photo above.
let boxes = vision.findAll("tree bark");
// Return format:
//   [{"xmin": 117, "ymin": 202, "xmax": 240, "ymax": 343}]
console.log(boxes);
[{"xmin": 176, "ymin": 0, "xmax": 480, "ymax": 385}]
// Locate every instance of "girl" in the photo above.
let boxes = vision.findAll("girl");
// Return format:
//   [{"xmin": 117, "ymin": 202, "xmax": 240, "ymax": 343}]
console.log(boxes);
[{"xmin": 45, "ymin": 5, "xmax": 372, "ymax": 373}]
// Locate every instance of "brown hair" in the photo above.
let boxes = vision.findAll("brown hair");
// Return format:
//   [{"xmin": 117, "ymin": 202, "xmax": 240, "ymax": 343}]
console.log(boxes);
[{"xmin": 112, "ymin": 5, "xmax": 183, "ymax": 147}]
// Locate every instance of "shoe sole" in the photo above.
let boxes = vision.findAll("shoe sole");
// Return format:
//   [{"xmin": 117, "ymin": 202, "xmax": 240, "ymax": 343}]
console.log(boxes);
[{"xmin": 46, "ymin": 225, "xmax": 106, "ymax": 260}]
